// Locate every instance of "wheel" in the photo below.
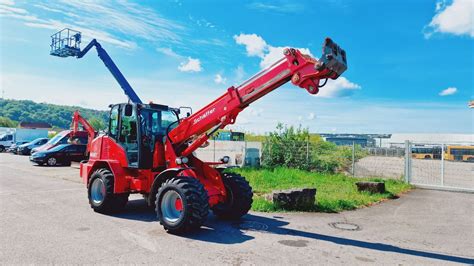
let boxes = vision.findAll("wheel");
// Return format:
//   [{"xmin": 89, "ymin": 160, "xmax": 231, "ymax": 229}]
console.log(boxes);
[
  {"xmin": 212, "ymin": 173, "xmax": 253, "ymax": 220},
  {"xmin": 64, "ymin": 160, "xmax": 72, "ymax": 166},
  {"xmin": 155, "ymin": 177, "xmax": 209, "ymax": 234},
  {"xmin": 424, "ymin": 155, "xmax": 431, "ymax": 159},
  {"xmin": 0, "ymin": 146, "xmax": 4, "ymax": 152},
  {"xmin": 47, "ymin": 157, "xmax": 57, "ymax": 166},
  {"xmin": 88, "ymin": 168, "xmax": 129, "ymax": 213}
]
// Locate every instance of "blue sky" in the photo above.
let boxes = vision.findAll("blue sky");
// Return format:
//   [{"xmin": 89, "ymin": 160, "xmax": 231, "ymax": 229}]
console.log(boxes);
[{"xmin": 0, "ymin": 0, "xmax": 473, "ymax": 134}]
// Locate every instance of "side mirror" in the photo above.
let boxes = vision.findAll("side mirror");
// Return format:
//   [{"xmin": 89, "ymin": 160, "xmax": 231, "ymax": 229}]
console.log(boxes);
[
  {"xmin": 124, "ymin": 104, "xmax": 133, "ymax": 117},
  {"xmin": 220, "ymin": 156, "xmax": 230, "ymax": 164},
  {"xmin": 179, "ymin": 106, "xmax": 192, "ymax": 118}
]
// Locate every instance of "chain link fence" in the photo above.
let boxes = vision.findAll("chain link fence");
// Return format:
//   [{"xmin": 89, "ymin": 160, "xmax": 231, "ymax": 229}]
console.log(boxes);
[{"xmin": 196, "ymin": 139, "xmax": 474, "ymax": 192}]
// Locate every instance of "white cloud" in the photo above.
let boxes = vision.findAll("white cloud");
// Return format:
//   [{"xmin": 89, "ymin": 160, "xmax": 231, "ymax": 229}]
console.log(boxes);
[
  {"xmin": 0, "ymin": 0, "xmax": 15, "ymax": 5},
  {"xmin": 0, "ymin": 4, "xmax": 26, "ymax": 14},
  {"xmin": 439, "ymin": 87, "xmax": 458, "ymax": 96},
  {"xmin": 247, "ymin": 2, "xmax": 304, "ymax": 14},
  {"xmin": 425, "ymin": 0, "xmax": 474, "ymax": 38},
  {"xmin": 234, "ymin": 33, "xmax": 360, "ymax": 98},
  {"xmin": 178, "ymin": 57, "xmax": 202, "ymax": 72},
  {"xmin": 0, "ymin": 0, "xmax": 184, "ymax": 49},
  {"xmin": 214, "ymin": 74, "xmax": 226, "ymax": 84},
  {"xmin": 234, "ymin": 33, "xmax": 313, "ymax": 69},
  {"xmin": 314, "ymin": 77, "xmax": 361, "ymax": 98},
  {"xmin": 156, "ymin": 47, "xmax": 181, "ymax": 58},
  {"xmin": 233, "ymin": 33, "xmax": 267, "ymax": 57},
  {"xmin": 307, "ymin": 112, "xmax": 315, "ymax": 120},
  {"xmin": 55, "ymin": 0, "xmax": 184, "ymax": 43}
]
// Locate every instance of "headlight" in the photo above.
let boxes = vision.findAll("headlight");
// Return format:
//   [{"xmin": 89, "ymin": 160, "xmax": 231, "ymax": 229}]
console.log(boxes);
[
  {"xmin": 181, "ymin": 156, "xmax": 189, "ymax": 164},
  {"xmin": 175, "ymin": 156, "xmax": 189, "ymax": 165}
]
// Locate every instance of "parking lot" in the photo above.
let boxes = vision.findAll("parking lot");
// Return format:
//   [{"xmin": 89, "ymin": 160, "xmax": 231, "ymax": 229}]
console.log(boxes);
[{"xmin": 1, "ymin": 153, "xmax": 473, "ymax": 264}]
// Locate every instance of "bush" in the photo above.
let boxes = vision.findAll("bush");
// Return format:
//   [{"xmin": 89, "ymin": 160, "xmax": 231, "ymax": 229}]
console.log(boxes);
[
  {"xmin": 261, "ymin": 123, "xmax": 367, "ymax": 173},
  {"xmin": 262, "ymin": 124, "xmax": 312, "ymax": 170}
]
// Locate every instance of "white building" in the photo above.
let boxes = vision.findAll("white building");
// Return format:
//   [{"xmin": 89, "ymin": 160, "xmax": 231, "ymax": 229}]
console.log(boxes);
[{"xmin": 382, "ymin": 133, "xmax": 474, "ymax": 147}]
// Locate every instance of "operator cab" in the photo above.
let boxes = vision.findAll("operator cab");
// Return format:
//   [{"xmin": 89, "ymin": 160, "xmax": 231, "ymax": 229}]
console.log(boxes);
[{"xmin": 108, "ymin": 103, "xmax": 179, "ymax": 169}]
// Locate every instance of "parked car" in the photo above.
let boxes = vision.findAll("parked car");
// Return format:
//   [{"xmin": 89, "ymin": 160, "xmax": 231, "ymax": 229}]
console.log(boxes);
[
  {"xmin": 6, "ymin": 141, "xmax": 29, "ymax": 153},
  {"xmin": 31, "ymin": 130, "xmax": 88, "ymax": 154},
  {"xmin": 17, "ymin": 138, "xmax": 49, "ymax": 155},
  {"xmin": 29, "ymin": 144, "xmax": 88, "ymax": 166},
  {"xmin": 0, "ymin": 128, "xmax": 48, "ymax": 152}
]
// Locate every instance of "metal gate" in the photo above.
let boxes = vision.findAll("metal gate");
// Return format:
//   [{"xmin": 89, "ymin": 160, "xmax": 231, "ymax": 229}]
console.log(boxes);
[{"xmin": 404, "ymin": 141, "xmax": 474, "ymax": 193}]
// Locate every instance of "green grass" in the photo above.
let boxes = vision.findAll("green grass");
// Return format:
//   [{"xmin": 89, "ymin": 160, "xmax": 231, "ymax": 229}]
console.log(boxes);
[{"xmin": 229, "ymin": 167, "xmax": 413, "ymax": 213}]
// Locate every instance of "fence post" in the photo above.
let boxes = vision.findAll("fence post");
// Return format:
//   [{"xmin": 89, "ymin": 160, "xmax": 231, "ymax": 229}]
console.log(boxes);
[
  {"xmin": 306, "ymin": 136, "xmax": 309, "ymax": 165},
  {"xmin": 404, "ymin": 140, "xmax": 411, "ymax": 183},
  {"xmin": 213, "ymin": 139, "xmax": 216, "ymax": 162},
  {"xmin": 352, "ymin": 141, "xmax": 355, "ymax": 177},
  {"xmin": 244, "ymin": 140, "xmax": 248, "ymax": 167},
  {"xmin": 441, "ymin": 144, "xmax": 445, "ymax": 186}
]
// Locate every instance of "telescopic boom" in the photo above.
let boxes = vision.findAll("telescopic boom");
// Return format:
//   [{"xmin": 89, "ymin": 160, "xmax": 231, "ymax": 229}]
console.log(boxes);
[{"xmin": 169, "ymin": 38, "xmax": 347, "ymax": 157}]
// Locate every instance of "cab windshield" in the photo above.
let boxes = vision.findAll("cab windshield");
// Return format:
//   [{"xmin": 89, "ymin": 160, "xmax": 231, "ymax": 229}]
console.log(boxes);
[{"xmin": 139, "ymin": 108, "xmax": 178, "ymax": 137}]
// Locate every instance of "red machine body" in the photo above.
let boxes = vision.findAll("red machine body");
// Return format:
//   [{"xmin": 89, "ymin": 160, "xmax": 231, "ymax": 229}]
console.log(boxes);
[
  {"xmin": 51, "ymin": 28, "xmax": 348, "ymax": 232},
  {"xmin": 70, "ymin": 110, "xmax": 97, "ymax": 152},
  {"xmin": 79, "ymin": 39, "xmax": 348, "ymax": 208}
]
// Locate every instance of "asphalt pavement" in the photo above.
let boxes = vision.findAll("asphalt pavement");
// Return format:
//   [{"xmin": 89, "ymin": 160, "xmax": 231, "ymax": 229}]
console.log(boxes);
[{"xmin": 0, "ymin": 153, "xmax": 473, "ymax": 264}]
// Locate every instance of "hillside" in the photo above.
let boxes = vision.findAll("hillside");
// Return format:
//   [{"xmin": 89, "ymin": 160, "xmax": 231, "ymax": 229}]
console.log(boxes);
[{"xmin": 0, "ymin": 99, "xmax": 108, "ymax": 130}]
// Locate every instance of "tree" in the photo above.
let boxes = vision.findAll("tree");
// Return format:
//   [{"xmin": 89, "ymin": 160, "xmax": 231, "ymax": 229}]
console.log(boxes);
[
  {"xmin": 88, "ymin": 117, "xmax": 106, "ymax": 131},
  {"xmin": 0, "ymin": 116, "xmax": 17, "ymax": 127},
  {"xmin": 0, "ymin": 99, "xmax": 108, "ymax": 129}
]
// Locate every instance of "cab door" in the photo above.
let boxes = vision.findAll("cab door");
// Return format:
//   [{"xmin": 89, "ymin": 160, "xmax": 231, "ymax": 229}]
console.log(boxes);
[{"xmin": 108, "ymin": 104, "xmax": 139, "ymax": 168}]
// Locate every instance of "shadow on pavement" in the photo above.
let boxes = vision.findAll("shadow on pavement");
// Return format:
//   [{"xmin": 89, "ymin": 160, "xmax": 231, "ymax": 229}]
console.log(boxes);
[{"xmin": 110, "ymin": 200, "xmax": 474, "ymax": 264}]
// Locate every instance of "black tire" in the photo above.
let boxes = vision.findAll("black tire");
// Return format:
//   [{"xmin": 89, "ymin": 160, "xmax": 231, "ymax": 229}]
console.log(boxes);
[
  {"xmin": 155, "ymin": 177, "xmax": 209, "ymax": 234},
  {"xmin": 88, "ymin": 168, "xmax": 129, "ymax": 214},
  {"xmin": 424, "ymin": 155, "xmax": 431, "ymax": 159},
  {"xmin": 212, "ymin": 173, "xmax": 253, "ymax": 220},
  {"xmin": 0, "ymin": 146, "xmax": 4, "ymax": 152}
]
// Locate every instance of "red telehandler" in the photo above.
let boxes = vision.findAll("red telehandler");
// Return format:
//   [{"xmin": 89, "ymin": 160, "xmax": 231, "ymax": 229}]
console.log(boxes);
[
  {"xmin": 70, "ymin": 110, "xmax": 97, "ymax": 153},
  {"xmin": 50, "ymin": 28, "xmax": 347, "ymax": 233}
]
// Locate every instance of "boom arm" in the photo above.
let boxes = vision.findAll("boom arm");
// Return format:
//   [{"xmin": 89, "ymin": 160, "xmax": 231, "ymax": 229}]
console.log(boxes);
[
  {"xmin": 169, "ymin": 38, "xmax": 347, "ymax": 157},
  {"xmin": 71, "ymin": 111, "xmax": 97, "ymax": 153},
  {"xmin": 76, "ymin": 39, "xmax": 143, "ymax": 104},
  {"xmin": 49, "ymin": 29, "xmax": 142, "ymax": 104}
]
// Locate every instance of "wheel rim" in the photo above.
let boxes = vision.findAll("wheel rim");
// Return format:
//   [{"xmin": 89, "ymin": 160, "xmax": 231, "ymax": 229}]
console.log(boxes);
[
  {"xmin": 161, "ymin": 190, "xmax": 183, "ymax": 224},
  {"xmin": 47, "ymin": 157, "xmax": 56, "ymax": 165},
  {"xmin": 91, "ymin": 178, "xmax": 106, "ymax": 204}
]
